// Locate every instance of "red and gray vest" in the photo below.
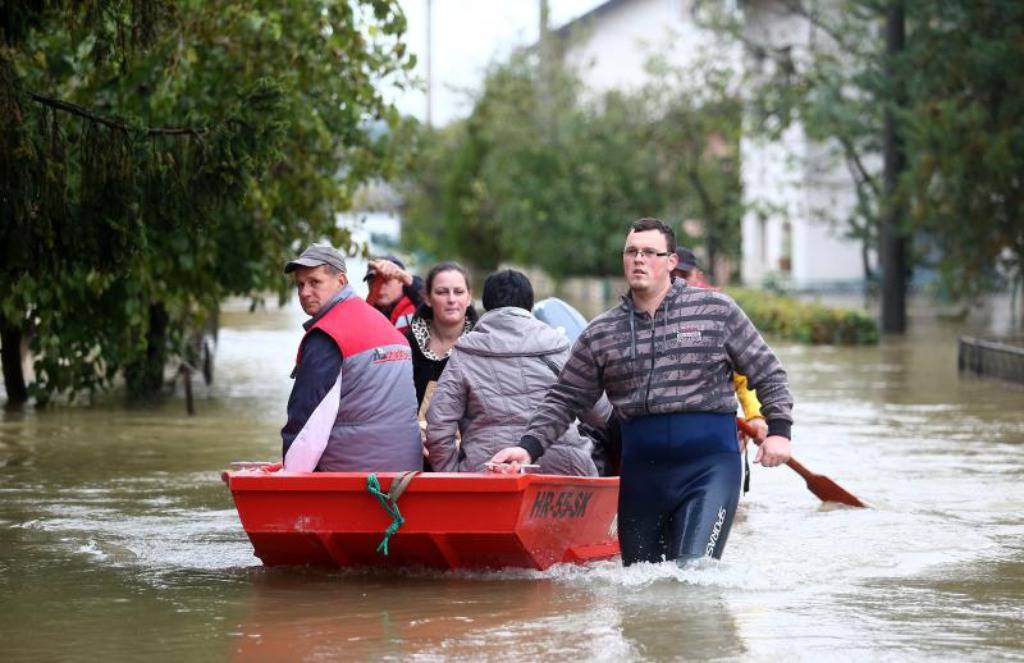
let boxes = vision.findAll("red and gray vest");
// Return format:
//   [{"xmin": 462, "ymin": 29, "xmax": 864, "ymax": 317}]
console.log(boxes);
[{"xmin": 295, "ymin": 288, "xmax": 422, "ymax": 472}]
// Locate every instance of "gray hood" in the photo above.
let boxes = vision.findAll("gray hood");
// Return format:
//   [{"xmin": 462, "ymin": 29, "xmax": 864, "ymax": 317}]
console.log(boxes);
[
  {"xmin": 455, "ymin": 307, "xmax": 570, "ymax": 358},
  {"xmin": 424, "ymin": 305, "xmax": 599, "ymax": 476}
]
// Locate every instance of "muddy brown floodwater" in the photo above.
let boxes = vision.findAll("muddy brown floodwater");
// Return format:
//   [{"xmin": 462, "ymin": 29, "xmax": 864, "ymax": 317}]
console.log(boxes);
[{"xmin": 1, "ymin": 292, "xmax": 1022, "ymax": 661}]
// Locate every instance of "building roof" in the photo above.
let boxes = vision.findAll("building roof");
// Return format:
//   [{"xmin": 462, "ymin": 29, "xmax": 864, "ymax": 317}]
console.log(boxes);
[{"xmin": 553, "ymin": 0, "xmax": 635, "ymax": 40}]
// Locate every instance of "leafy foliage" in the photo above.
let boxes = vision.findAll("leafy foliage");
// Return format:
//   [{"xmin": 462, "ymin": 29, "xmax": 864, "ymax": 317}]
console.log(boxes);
[
  {"xmin": 728, "ymin": 288, "xmax": 879, "ymax": 345},
  {"xmin": 399, "ymin": 51, "xmax": 743, "ymax": 279},
  {"xmin": 695, "ymin": 0, "xmax": 1024, "ymax": 304},
  {"xmin": 901, "ymin": 0, "xmax": 1024, "ymax": 298},
  {"xmin": 0, "ymin": 0, "xmax": 414, "ymax": 402}
]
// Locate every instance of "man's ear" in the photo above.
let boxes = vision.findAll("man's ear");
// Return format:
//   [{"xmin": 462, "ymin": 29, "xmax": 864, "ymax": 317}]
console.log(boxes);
[
  {"xmin": 339, "ymin": 273, "xmax": 349, "ymax": 287},
  {"xmin": 667, "ymin": 253, "xmax": 679, "ymax": 271}
]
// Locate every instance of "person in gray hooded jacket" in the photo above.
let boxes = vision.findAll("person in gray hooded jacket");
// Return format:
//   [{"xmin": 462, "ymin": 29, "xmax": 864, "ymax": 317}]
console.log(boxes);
[{"xmin": 424, "ymin": 270, "xmax": 609, "ymax": 475}]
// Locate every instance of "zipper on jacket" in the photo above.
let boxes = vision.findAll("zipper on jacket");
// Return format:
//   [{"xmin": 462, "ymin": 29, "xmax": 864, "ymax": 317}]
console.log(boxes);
[
  {"xmin": 643, "ymin": 296, "xmax": 670, "ymax": 415},
  {"xmin": 643, "ymin": 306, "xmax": 657, "ymax": 414}
]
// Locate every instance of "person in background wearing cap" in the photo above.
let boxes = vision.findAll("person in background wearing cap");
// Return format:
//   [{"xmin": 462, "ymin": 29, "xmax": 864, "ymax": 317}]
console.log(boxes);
[
  {"xmin": 672, "ymin": 246, "xmax": 712, "ymax": 288},
  {"xmin": 364, "ymin": 256, "xmax": 424, "ymax": 335},
  {"xmin": 672, "ymin": 246, "xmax": 769, "ymax": 446},
  {"xmin": 280, "ymin": 245, "xmax": 422, "ymax": 472}
]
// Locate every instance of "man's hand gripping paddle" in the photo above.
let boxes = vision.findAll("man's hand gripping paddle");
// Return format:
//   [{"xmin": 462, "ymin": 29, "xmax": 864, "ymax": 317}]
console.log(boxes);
[{"xmin": 737, "ymin": 418, "xmax": 868, "ymax": 508}]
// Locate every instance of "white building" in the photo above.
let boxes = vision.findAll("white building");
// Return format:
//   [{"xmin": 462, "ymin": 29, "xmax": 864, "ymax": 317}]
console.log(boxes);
[{"xmin": 556, "ymin": 0, "xmax": 869, "ymax": 290}]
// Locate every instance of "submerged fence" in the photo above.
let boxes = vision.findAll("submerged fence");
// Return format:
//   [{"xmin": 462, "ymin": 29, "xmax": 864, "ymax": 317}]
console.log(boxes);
[{"xmin": 958, "ymin": 336, "xmax": 1024, "ymax": 384}]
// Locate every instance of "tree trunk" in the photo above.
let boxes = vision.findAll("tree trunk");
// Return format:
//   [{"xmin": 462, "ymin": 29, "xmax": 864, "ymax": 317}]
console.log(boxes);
[
  {"xmin": 880, "ymin": 0, "xmax": 908, "ymax": 333},
  {"xmin": 124, "ymin": 302, "xmax": 170, "ymax": 401},
  {"xmin": 688, "ymin": 169, "xmax": 719, "ymax": 280},
  {"xmin": 0, "ymin": 314, "xmax": 29, "ymax": 407},
  {"xmin": 201, "ymin": 303, "xmax": 219, "ymax": 386},
  {"xmin": 706, "ymin": 234, "xmax": 719, "ymax": 283},
  {"xmin": 861, "ymin": 238, "xmax": 875, "ymax": 285}
]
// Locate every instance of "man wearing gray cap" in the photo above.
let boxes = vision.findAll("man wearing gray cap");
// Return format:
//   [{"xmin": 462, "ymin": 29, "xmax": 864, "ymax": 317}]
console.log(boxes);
[
  {"xmin": 280, "ymin": 244, "xmax": 422, "ymax": 472},
  {"xmin": 671, "ymin": 246, "xmax": 710, "ymax": 288}
]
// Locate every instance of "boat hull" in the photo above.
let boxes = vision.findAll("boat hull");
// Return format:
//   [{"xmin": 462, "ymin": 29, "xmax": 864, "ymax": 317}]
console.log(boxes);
[{"xmin": 223, "ymin": 471, "xmax": 620, "ymax": 570}]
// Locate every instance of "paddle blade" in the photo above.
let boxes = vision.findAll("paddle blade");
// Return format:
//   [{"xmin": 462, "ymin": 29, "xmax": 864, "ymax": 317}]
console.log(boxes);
[
  {"xmin": 801, "ymin": 469, "xmax": 868, "ymax": 508},
  {"xmin": 736, "ymin": 418, "xmax": 869, "ymax": 508}
]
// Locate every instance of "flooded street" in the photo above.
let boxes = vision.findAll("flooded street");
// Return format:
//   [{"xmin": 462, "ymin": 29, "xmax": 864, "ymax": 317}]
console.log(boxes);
[{"xmin": 1, "ymin": 293, "xmax": 1022, "ymax": 661}]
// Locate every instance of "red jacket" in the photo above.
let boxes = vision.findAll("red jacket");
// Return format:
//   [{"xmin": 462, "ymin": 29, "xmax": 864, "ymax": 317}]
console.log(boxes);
[
  {"xmin": 387, "ymin": 295, "xmax": 417, "ymax": 335},
  {"xmin": 366, "ymin": 277, "xmax": 418, "ymax": 335}
]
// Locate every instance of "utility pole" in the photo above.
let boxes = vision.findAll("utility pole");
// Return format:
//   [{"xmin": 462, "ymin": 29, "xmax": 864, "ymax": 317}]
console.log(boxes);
[
  {"xmin": 880, "ymin": 0, "xmax": 907, "ymax": 333},
  {"xmin": 425, "ymin": 0, "xmax": 433, "ymax": 128},
  {"xmin": 538, "ymin": 0, "xmax": 553, "ymax": 136}
]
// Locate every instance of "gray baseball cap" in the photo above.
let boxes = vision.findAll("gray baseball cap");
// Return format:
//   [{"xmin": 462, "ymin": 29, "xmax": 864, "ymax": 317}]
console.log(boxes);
[
  {"xmin": 283, "ymin": 244, "xmax": 347, "ymax": 275},
  {"xmin": 674, "ymin": 247, "xmax": 698, "ymax": 272}
]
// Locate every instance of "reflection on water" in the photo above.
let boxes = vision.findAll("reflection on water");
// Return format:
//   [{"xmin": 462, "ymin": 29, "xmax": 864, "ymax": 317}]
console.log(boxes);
[
  {"xmin": 227, "ymin": 563, "xmax": 751, "ymax": 660},
  {"xmin": 232, "ymin": 573, "xmax": 609, "ymax": 660},
  {"xmin": 1, "ymin": 296, "xmax": 1023, "ymax": 661}
]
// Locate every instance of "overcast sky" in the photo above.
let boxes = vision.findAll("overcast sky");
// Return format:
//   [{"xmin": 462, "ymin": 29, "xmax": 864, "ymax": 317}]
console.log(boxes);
[{"xmin": 390, "ymin": 0, "xmax": 607, "ymax": 126}]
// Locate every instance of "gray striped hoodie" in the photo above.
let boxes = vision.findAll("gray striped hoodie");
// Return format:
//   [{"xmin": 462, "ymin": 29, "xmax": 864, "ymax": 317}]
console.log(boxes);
[{"xmin": 519, "ymin": 279, "xmax": 793, "ymax": 460}]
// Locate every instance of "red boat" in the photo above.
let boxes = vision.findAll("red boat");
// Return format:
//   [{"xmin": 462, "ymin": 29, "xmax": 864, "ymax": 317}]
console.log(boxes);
[{"xmin": 223, "ymin": 468, "xmax": 621, "ymax": 570}]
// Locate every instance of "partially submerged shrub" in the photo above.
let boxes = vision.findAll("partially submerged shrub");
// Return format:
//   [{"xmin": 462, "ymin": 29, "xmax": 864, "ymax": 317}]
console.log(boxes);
[{"xmin": 726, "ymin": 288, "xmax": 879, "ymax": 345}]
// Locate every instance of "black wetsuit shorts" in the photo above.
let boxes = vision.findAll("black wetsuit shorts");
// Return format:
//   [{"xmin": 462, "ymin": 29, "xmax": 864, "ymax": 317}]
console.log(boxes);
[{"xmin": 618, "ymin": 412, "xmax": 741, "ymax": 565}]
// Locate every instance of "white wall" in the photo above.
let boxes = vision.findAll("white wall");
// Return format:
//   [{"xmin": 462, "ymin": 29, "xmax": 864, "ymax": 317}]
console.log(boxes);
[
  {"xmin": 797, "ymin": 141, "xmax": 872, "ymax": 286},
  {"xmin": 563, "ymin": 0, "xmax": 734, "ymax": 95},
  {"xmin": 740, "ymin": 127, "xmax": 867, "ymax": 287},
  {"xmin": 739, "ymin": 0, "xmax": 867, "ymax": 288},
  {"xmin": 740, "ymin": 126, "xmax": 801, "ymax": 284},
  {"xmin": 559, "ymin": 0, "xmax": 869, "ymax": 289}
]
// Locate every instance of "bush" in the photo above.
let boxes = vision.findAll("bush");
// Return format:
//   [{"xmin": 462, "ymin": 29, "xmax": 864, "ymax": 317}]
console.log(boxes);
[{"xmin": 726, "ymin": 288, "xmax": 879, "ymax": 345}]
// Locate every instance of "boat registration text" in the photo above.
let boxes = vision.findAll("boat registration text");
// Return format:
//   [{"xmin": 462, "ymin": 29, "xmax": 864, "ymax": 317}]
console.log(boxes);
[{"xmin": 529, "ymin": 489, "xmax": 593, "ymax": 520}]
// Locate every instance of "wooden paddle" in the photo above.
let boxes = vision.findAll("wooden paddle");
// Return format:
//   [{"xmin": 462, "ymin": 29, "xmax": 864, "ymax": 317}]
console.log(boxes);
[{"xmin": 736, "ymin": 417, "xmax": 868, "ymax": 508}]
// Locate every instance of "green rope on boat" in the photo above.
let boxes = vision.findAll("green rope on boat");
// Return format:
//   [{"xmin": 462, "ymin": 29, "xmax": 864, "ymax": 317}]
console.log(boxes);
[{"xmin": 366, "ymin": 472, "xmax": 409, "ymax": 556}]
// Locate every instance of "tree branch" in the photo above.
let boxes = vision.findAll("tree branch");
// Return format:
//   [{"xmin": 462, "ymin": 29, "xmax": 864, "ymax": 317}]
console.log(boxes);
[
  {"xmin": 837, "ymin": 133, "xmax": 879, "ymax": 198},
  {"xmin": 777, "ymin": 0, "xmax": 875, "ymax": 60},
  {"xmin": 29, "ymin": 93, "xmax": 208, "ymax": 136}
]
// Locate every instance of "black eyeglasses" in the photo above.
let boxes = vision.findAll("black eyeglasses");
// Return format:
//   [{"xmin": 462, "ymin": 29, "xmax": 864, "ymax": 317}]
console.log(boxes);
[{"xmin": 623, "ymin": 247, "xmax": 672, "ymax": 259}]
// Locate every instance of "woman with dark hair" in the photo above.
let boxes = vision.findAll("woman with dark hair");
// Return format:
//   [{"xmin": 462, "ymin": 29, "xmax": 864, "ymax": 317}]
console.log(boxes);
[
  {"xmin": 425, "ymin": 269, "xmax": 609, "ymax": 476},
  {"xmin": 404, "ymin": 261, "xmax": 478, "ymax": 407}
]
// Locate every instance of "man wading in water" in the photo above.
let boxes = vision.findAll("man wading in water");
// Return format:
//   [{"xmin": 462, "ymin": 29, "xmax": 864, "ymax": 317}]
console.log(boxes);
[{"xmin": 489, "ymin": 218, "xmax": 794, "ymax": 565}]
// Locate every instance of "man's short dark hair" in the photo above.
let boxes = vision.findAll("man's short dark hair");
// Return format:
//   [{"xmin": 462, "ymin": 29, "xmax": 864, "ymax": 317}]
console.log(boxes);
[
  {"xmin": 629, "ymin": 218, "xmax": 676, "ymax": 253},
  {"xmin": 482, "ymin": 269, "xmax": 534, "ymax": 312}
]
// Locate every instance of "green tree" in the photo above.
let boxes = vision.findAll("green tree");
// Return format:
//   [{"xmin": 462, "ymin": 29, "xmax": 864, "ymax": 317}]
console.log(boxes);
[
  {"xmin": 0, "ymin": 0, "xmax": 413, "ymax": 405},
  {"xmin": 400, "ymin": 51, "xmax": 743, "ymax": 280},
  {"xmin": 902, "ymin": 0, "xmax": 1024, "ymax": 307},
  {"xmin": 695, "ymin": 0, "xmax": 1024, "ymax": 324}
]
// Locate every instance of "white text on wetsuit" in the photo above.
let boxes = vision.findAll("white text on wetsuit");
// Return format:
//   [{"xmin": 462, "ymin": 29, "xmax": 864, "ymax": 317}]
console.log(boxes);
[
  {"xmin": 705, "ymin": 506, "xmax": 728, "ymax": 557},
  {"xmin": 530, "ymin": 490, "xmax": 593, "ymax": 520}
]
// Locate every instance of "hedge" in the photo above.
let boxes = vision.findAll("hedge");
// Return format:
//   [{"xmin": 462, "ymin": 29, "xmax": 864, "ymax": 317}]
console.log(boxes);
[{"xmin": 726, "ymin": 288, "xmax": 879, "ymax": 345}]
